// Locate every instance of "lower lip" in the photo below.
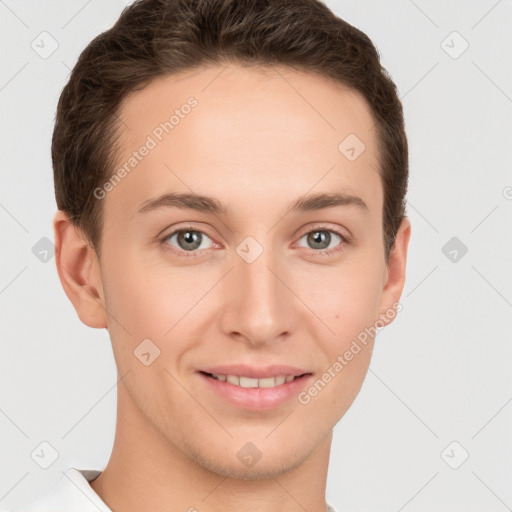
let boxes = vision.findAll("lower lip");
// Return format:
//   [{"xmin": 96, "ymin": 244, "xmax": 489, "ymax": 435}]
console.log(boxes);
[{"xmin": 198, "ymin": 372, "xmax": 313, "ymax": 411}]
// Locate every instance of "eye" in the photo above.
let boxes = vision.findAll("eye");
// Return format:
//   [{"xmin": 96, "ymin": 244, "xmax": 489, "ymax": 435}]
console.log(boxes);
[
  {"xmin": 160, "ymin": 225, "xmax": 348, "ymax": 258},
  {"xmin": 296, "ymin": 227, "xmax": 347, "ymax": 256},
  {"xmin": 161, "ymin": 227, "xmax": 215, "ymax": 256}
]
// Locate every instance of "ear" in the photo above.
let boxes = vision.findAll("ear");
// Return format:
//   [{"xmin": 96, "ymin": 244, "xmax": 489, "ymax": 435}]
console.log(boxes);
[
  {"xmin": 379, "ymin": 217, "xmax": 411, "ymax": 326},
  {"xmin": 53, "ymin": 210, "xmax": 108, "ymax": 328}
]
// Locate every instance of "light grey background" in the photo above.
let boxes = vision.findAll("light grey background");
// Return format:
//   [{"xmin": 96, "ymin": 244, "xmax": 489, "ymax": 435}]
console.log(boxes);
[{"xmin": 1, "ymin": 0, "xmax": 511, "ymax": 510}]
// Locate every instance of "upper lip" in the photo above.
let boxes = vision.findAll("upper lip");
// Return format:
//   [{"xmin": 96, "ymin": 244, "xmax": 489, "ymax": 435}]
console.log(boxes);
[{"xmin": 199, "ymin": 364, "xmax": 311, "ymax": 379}]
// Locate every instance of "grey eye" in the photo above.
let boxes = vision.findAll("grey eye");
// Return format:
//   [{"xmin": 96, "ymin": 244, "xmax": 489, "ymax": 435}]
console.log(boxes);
[
  {"xmin": 298, "ymin": 230, "xmax": 342, "ymax": 251},
  {"xmin": 165, "ymin": 230, "xmax": 213, "ymax": 252}
]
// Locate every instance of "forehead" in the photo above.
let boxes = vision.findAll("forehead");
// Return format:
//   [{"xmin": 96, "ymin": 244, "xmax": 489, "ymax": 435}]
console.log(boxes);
[{"xmin": 106, "ymin": 64, "xmax": 382, "ymax": 221}]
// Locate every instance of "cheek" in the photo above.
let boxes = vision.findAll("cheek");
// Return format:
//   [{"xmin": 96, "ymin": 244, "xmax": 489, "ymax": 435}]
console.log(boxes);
[
  {"xmin": 308, "ymin": 258, "xmax": 384, "ymax": 348},
  {"xmin": 103, "ymin": 255, "xmax": 210, "ymax": 365},
  {"xmin": 109, "ymin": 272, "xmax": 167, "ymax": 333},
  {"xmin": 101, "ymin": 251, "xmax": 179, "ymax": 353},
  {"xmin": 300, "ymin": 273, "xmax": 380, "ymax": 413}
]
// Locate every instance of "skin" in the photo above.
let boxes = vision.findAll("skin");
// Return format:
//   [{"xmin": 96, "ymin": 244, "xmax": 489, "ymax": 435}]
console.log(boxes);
[{"xmin": 53, "ymin": 64, "xmax": 410, "ymax": 512}]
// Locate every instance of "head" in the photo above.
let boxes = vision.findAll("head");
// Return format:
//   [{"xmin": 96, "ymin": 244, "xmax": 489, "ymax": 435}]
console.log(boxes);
[{"xmin": 53, "ymin": 0, "xmax": 410, "ymax": 479}]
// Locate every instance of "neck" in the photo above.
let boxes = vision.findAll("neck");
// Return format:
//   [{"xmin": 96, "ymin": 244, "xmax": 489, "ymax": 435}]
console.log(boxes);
[{"xmin": 90, "ymin": 381, "xmax": 333, "ymax": 512}]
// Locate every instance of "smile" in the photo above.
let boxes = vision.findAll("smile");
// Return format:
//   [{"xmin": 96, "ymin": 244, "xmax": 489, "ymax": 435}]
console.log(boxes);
[
  {"xmin": 206, "ymin": 373, "xmax": 300, "ymax": 388},
  {"xmin": 198, "ymin": 370, "xmax": 313, "ymax": 411}
]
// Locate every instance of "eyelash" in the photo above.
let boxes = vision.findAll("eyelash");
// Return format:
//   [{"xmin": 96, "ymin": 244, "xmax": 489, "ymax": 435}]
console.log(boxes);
[{"xmin": 160, "ymin": 224, "xmax": 349, "ymax": 259}]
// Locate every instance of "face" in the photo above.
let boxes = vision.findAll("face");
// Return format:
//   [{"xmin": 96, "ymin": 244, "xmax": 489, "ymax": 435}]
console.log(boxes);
[{"xmin": 72, "ymin": 64, "xmax": 409, "ymax": 479}]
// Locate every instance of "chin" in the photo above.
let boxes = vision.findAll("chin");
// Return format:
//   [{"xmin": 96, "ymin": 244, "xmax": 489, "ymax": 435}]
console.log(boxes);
[{"xmin": 182, "ymin": 438, "xmax": 310, "ymax": 480}]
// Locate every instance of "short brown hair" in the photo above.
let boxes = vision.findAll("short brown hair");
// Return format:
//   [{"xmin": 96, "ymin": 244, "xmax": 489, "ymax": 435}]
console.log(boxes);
[{"xmin": 52, "ymin": 0, "xmax": 408, "ymax": 260}]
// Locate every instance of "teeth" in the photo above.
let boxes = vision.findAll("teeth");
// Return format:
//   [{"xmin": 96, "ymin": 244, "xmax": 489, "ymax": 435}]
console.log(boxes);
[
  {"xmin": 210, "ymin": 373, "xmax": 298, "ymax": 388},
  {"xmin": 226, "ymin": 375, "xmax": 240, "ymax": 386},
  {"xmin": 239, "ymin": 376, "xmax": 259, "ymax": 388},
  {"xmin": 258, "ymin": 377, "xmax": 277, "ymax": 388}
]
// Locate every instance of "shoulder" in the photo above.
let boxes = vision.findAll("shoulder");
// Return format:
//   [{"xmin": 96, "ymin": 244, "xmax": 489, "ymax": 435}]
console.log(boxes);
[
  {"xmin": 326, "ymin": 501, "xmax": 338, "ymax": 512},
  {"xmin": 327, "ymin": 501, "xmax": 340, "ymax": 512},
  {"xmin": 3, "ymin": 468, "xmax": 109, "ymax": 512}
]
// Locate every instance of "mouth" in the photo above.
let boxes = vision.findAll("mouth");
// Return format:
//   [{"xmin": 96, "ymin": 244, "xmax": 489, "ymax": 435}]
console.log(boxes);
[
  {"xmin": 197, "ymin": 368, "xmax": 313, "ymax": 411},
  {"xmin": 199, "ymin": 371, "xmax": 310, "ymax": 388}
]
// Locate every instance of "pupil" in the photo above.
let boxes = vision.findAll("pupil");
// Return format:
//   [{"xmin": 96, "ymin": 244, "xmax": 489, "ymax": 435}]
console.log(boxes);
[
  {"xmin": 179, "ymin": 230, "xmax": 201, "ymax": 251},
  {"xmin": 309, "ymin": 231, "xmax": 329, "ymax": 249}
]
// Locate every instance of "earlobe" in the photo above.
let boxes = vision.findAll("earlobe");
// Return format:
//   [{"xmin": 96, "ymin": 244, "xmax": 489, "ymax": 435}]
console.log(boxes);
[
  {"xmin": 379, "ymin": 217, "xmax": 411, "ymax": 324},
  {"xmin": 53, "ymin": 210, "xmax": 108, "ymax": 329}
]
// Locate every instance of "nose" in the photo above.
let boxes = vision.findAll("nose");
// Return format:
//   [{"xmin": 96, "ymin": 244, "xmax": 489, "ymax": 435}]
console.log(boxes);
[{"xmin": 219, "ymin": 241, "xmax": 296, "ymax": 347}]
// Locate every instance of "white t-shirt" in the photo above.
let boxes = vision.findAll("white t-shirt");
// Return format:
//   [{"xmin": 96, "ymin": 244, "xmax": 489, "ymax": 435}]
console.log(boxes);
[{"xmin": 4, "ymin": 468, "xmax": 340, "ymax": 512}]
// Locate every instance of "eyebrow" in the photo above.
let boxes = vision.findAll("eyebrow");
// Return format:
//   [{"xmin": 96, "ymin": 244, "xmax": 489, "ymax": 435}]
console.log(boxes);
[{"xmin": 135, "ymin": 191, "xmax": 368, "ymax": 217}]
